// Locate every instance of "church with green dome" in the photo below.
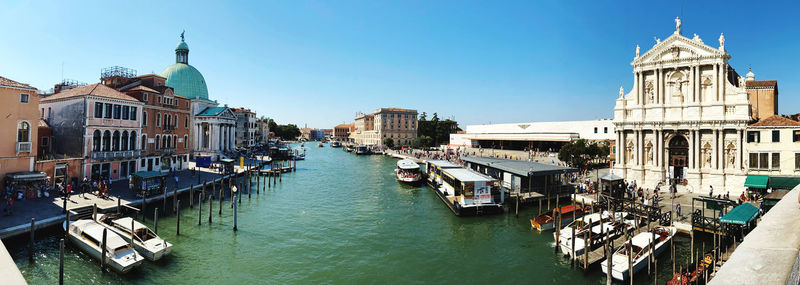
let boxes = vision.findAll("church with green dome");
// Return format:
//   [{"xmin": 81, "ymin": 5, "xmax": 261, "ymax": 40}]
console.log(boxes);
[{"xmin": 162, "ymin": 33, "xmax": 236, "ymax": 160}]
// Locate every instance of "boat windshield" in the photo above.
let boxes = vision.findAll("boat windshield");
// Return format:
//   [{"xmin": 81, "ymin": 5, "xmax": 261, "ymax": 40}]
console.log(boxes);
[
  {"xmin": 113, "ymin": 245, "xmax": 131, "ymax": 256},
  {"xmin": 135, "ymin": 228, "xmax": 158, "ymax": 242}
]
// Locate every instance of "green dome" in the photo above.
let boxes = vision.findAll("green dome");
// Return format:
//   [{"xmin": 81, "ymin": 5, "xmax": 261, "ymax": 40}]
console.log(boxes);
[
  {"xmin": 161, "ymin": 63, "xmax": 208, "ymax": 100},
  {"xmin": 176, "ymin": 41, "xmax": 189, "ymax": 51}
]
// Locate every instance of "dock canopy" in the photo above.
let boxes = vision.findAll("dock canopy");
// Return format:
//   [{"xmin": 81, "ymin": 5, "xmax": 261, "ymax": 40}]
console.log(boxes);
[
  {"xmin": 743, "ymin": 175, "xmax": 768, "ymax": 189},
  {"xmin": 767, "ymin": 176, "xmax": 800, "ymax": 190},
  {"xmin": 461, "ymin": 156, "xmax": 577, "ymax": 176},
  {"xmin": 720, "ymin": 203, "xmax": 759, "ymax": 225},
  {"xmin": 599, "ymin": 173, "xmax": 623, "ymax": 181},
  {"xmin": 5, "ymin": 171, "xmax": 47, "ymax": 181}
]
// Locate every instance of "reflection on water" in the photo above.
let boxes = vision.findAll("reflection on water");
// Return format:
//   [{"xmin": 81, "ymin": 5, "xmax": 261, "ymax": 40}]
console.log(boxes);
[{"xmin": 8, "ymin": 144, "xmax": 695, "ymax": 284}]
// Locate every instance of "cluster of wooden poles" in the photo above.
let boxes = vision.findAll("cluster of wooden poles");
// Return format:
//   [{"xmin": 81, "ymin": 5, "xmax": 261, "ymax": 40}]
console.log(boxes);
[{"xmin": 36, "ymin": 158, "xmax": 298, "ymax": 284}]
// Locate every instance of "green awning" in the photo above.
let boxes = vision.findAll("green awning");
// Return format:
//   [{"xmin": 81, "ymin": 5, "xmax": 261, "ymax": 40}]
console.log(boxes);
[
  {"xmin": 720, "ymin": 203, "xmax": 759, "ymax": 225},
  {"xmin": 768, "ymin": 177, "xmax": 800, "ymax": 190},
  {"xmin": 744, "ymin": 175, "xmax": 769, "ymax": 189},
  {"xmin": 133, "ymin": 171, "xmax": 165, "ymax": 179},
  {"xmin": 220, "ymin": 158, "xmax": 235, "ymax": 163}
]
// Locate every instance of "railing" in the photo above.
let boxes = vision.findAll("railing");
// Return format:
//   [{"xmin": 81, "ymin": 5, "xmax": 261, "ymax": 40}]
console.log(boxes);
[
  {"xmin": 16, "ymin": 142, "xmax": 32, "ymax": 153},
  {"xmin": 157, "ymin": 148, "xmax": 176, "ymax": 155},
  {"xmin": 163, "ymin": 124, "xmax": 175, "ymax": 132},
  {"xmin": 91, "ymin": 150, "xmax": 141, "ymax": 159}
]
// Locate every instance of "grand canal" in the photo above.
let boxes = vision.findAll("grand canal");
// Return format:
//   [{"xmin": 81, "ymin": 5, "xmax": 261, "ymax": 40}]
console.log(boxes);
[{"xmin": 8, "ymin": 144, "xmax": 695, "ymax": 284}]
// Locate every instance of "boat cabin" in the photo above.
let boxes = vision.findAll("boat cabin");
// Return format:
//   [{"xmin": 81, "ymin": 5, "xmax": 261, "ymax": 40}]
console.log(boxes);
[
  {"xmin": 424, "ymin": 160, "xmax": 461, "ymax": 185},
  {"xmin": 112, "ymin": 217, "xmax": 158, "ymax": 242},
  {"xmin": 440, "ymin": 168, "xmax": 500, "ymax": 207}
]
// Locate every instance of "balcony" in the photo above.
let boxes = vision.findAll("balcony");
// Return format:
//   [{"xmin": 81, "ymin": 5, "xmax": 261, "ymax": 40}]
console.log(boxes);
[
  {"xmin": 157, "ymin": 148, "xmax": 176, "ymax": 155},
  {"xmin": 16, "ymin": 142, "xmax": 32, "ymax": 154},
  {"xmin": 91, "ymin": 150, "xmax": 142, "ymax": 160},
  {"xmin": 163, "ymin": 124, "xmax": 176, "ymax": 132}
]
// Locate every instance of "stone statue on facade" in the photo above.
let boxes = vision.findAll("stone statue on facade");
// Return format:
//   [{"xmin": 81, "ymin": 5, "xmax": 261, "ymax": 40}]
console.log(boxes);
[
  {"xmin": 654, "ymin": 37, "xmax": 661, "ymax": 45},
  {"xmin": 719, "ymin": 33, "xmax": 725, "ymax": 52},
  {"xmin": 675, "ymin": 17, "xmax": 681, "ymax": 34},
  {"xmin": 646, "ymin": 144, "xmax": 653, "ymax": 164},
  {"xmin": 636, "ymin": 45, "xmax": 640, "ymax": 57},
  {"xmin": 619, "ymin": 86, "xmax": 624, "ymax": 98}
]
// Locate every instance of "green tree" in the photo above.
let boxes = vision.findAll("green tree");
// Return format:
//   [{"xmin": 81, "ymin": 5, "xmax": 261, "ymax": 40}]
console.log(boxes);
[
  {"xmin": 419, "ymin": 112, "xmax": 427, "ymax": 121},
  {"xmin": 383, "ymin": 138, "xmax": 395, "ymax": 148}
]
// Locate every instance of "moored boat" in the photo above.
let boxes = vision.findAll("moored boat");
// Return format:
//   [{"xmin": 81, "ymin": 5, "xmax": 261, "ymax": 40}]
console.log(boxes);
[
  {"xmin": 330, "ymin": 141, "xmax": 342, "ymax": 148},
  {"xmin": 96, "ymin": 213, "xmax": 173, "ymax": 261},
  {"xmin": 318, "ymin": 142, "xmax": 324, "ymax": 147},
  {"xmin": 555, "ymin": 212, "xmax": 636, "ymax": 258},
  {"xmin": 395, "ymin": 159, "xmax": 422, "ymax": 186},
  {"xmin": 355, "ymin": 145, "xmax": 370, "ymax": 155},
  {"xmin": 64, "ymin": 219, "xmax": 144, "ymax": 273},
  {"xmin": 601, "ymin": 226, "xmax": 677, "ymax": 281},
  {"xmin": 530, "ymin": 205, "xmax": 586, "ymax": 231}
]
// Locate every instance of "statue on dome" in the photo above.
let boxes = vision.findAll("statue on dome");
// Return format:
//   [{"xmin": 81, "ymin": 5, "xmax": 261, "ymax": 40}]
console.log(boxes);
[
  {"xmin": 719, "ymin": 33, "xmax": 725, "ymax": 51},
  {"xmin": 675, "ymin": 17, "xmax": 681, "ymax": 34},
  {"xmin": 181, "ymin": 30, "xmax": 185, "ymax": 41},
  {"xmin": 635, "ymin": 45, "xmax": 640, "ymax": 57}
]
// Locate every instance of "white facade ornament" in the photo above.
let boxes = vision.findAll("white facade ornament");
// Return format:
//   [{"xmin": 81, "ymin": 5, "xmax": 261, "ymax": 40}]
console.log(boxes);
[
  {"xmin": 719, "ymin": 33, "xmax": 725, "ymax": 52},
  {"xmin": 692, "ymin": 33, "xmax": 703, "ymax": 43},
  {"xmin": 674, "ymin": 17, "xmax": 681, "ymax": 34},
  {"xmin": 636, "ymin": 45, "xmax": 640, "ymax": 57},
  {"xmin": 654, "ymin": 37, "xmax": 661, "ymax": 45},
  {"xmin": 619, "ymin": 86, "xmax": 624, "ymax": 98}
]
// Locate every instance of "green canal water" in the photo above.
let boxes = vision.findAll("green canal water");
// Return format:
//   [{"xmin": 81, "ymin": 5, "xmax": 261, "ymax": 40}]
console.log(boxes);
[{"xmin": 9, "ymin": 145, "xmax": 700, "ymax": 284}]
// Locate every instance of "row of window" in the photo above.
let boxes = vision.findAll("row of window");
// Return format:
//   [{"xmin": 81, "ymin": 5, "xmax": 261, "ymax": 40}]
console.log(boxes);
[
  {"xmin": 94, "ymin": 103, "xmax": 138, "ymax": 121},
  {"xmin": 142, "ymin": 111, "xmax": 189, "ymax": 129},
  {"xmin": 748, "ymin": 152, "xmax": 800, "ymax": 171},
  {"xmin": 92, "ymin": 130, "xmax": 137, "ymax": 152},
  {"xmin": 594, "ymin": 127, "xmax": 609, "ymax": 134},
  {"xmin": 747, "ymin": 130, "xmax": 800, "ymax": 143}
]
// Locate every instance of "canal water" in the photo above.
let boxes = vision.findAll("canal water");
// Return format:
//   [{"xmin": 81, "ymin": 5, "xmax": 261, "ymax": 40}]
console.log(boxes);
[{"xmin": 8, "ymin": 144, "xmax": 700, "ymax": 284}]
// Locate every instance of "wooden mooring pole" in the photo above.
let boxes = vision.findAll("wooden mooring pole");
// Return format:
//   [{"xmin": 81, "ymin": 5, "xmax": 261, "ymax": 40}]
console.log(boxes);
[
  {"xmin": 176, "ymin": 200, "xmax": 181, "ymax": 235},
  {"xmin": 606, "ymin": 230, "xmax": 612, "ymax": 285},
  {"xmin": 198, "ymin": 192, "xmax": 203, "ymax": 225},
  {"xmin": 59, "ymin": 238, "xmax": 64, "ymax": 285},
  {"xmin": 154, "ymin": 208, "xmax": 158, "ymax": 235},
  {"xmin": 233, "ymin": 193, "xmax": 238, "ymax": 231},
  {"xmin": 29, "ymin": 218, "xmax": 35, "ymax": 262},
  {"xmin": 208, "ymin": 193, "xmax": 213, "ymax": 224},
  {"xmin": 100, "ymin": 228, "xmax": 107, "ymax": 272},
  {"xmin": 190, "ymin": 185, "xmax": 194, "ymax": 208}
]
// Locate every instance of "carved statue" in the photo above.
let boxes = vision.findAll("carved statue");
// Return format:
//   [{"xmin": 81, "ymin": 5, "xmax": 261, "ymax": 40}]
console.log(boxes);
[
  {"xmin": 675, "ymin": 17, "xmax": 681, "ymax": 34},
  {"xmin": 645, "ymin": 82, "xmax": 654, "ymax": 103},
  {"xmin": 719, "ymin": 33, "xmax": 725, "ymax": 51},
  {"xmin": 704, "ymin": 149, "xmax": 712, "ymax": 167},
  {"xmin": 654, "ymin": 37, "xmax": 661, "ymax": 45},
  {"xmin": 738, "ymin": 76, "xmax": 745, "ymax": 87},
  {"xmin": 181, "ymin": 30, "xmax": 185, "ymax": 41},
  {"xmin": 636, "ymin": 45, "xmax": 640, "ymax": 57},
  {"xmin": 619, "ymin": 86, "xmax": 624, "ymax": 98},
  {"xmin": 692, "ymin": 33, "xmax": 703, "ymax": 43},
  {"xmin": 646, "ymin": 144, "xmax": 653, "ymax": 164}
]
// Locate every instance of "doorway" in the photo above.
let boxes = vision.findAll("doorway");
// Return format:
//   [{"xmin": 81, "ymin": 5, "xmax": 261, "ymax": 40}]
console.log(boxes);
[{"xmin": 668, "ymin": 135, "xmax": 689, "ymax": 180}]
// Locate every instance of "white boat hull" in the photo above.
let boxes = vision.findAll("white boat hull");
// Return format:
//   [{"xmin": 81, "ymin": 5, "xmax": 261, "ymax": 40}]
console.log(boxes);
[
  {"xmin": 601, "ymin": 227, "xmax": 676, "ymax": 281},
  {"xmin": 66, "ymin": 221, "xmax": 144, "ymax": 273}
]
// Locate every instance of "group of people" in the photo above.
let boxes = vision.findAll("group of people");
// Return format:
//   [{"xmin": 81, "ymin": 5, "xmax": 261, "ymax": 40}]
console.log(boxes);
[{"xmin": 64, "ymin": 177, "xmax": 112, "ymax": 199}]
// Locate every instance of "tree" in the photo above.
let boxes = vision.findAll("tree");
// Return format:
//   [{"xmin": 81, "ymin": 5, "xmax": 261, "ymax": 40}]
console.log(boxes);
[
  {"xmin": 419, "ymin": 112, "xmax": 427, "ymax": 121},
  {"xmin": 383, "ymin": 138, "xmax": 395, "ymax": 148}
]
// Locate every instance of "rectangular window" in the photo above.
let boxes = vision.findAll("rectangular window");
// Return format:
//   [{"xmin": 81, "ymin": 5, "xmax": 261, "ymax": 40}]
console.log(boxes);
[
  {"xmin": 759, "ymin": 153, "xmax": 769, "ymax": 170},
  {"xmin": 772, "ymin": 152, "xmax": 780, "ymax": 169},
  {"xmin": 41, "ymin": 137, "xmax": 49, "ymax": 146},
  {"xmin": 594, "ymin": 127, "xmax": 598, "ymax": 133},
  {"xmin": 747, "ymin": 131, "xmax": 760, "ymax": 143},
  {"xmin": 94, "ymin": 102, "xmax": 103, "ymax": 118},
  {"xmin": 20, "ymin": 93, "xmax": 29, "ymax": 103},
  {"xmin": 772, "ymin": 130, "xmax": 780, "ymax": 142},
  {"xmin": 130, "ymin": 107, "xmax": 137, "ymax": 120},
  {"xmin": 796, "ymin": 153, "xmax": 800, "ymax": 170},
  {"xmin": 113, "ymin": 104, "xmax": 121, "ymax": 119},
  {"xmin": 749, "ymin": 153, "xmax": 758, "ymax": 169},
  {"xmin": 143, "ymin": 93, "xmax": 148, "ymax": 102},
  {"xmin": 142, "ymin": 111, "xmax": 147, "ymax": 126},
  {"xmin": 158, "ymin": 96, "xmax": 161, "ymax": 104},
  {"xmin": 122, "ymin": 106, "xmax": 130, "ymax": 120},
  {"xmin": 604, "ymin": 127, "xmax": 608, "ymax": 133},
  {"xmin": 794, "ymin": 130, "xmax": 800, "ymax": 142},
  {"xmin": 104, "ymin": 103, "xmax": 112, "ymax": 118}
]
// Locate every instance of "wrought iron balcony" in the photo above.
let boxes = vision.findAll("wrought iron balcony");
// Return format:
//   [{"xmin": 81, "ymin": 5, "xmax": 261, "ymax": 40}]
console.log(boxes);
[{"xmin": 91, "ymin": 150, "xmax": 141, "ymax": 159}]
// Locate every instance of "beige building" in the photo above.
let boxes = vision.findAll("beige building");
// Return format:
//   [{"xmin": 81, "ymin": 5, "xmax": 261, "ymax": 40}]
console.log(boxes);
[
  {"xmin": 0, "ymin": 76, "xmax": 39, "ymax": 178},
  {"xmin": 744, "ymin": 70, "xmax": 778, "ymax": 121},
  {"xmin": 745, "ymin": 116, "xmax": 800, "ymax": 179},
  {"xmin": 352, "ymin": 107, "xmax": 417, "ymax": 146}
]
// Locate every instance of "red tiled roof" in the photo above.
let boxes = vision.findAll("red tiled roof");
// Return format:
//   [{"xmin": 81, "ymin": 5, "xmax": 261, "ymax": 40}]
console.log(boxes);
[
  {"xmin": 41, "ymin": 83, "xmax": 139, "ymax": 102},
  {"xmin": 0, "ymin": 76, "xmax": 36, "ymax": 90},
  {"xmin": 128, "ymin": 85, "xmax": 159, "ymax": 93},
  {"xmin": 136, "ymin": 73, "xmax": 166, "ymax": 79},
  {"xmin": 750, "ymin": 115, "xmax": 800, "ymax": 127},
  {"xmin": 746, "ymin": 80, "xmax": 777, "ymax": 88}
]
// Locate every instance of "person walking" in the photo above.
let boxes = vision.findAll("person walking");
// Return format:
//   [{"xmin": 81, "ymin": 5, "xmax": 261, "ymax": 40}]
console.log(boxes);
[{"xmin": 675, "ymin": 203, "xmax": 681, "ymax": 217}]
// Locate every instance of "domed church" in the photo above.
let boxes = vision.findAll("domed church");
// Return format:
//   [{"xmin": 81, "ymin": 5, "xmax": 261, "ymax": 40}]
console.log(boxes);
[{"xmin": 161, "ymin": 32, "xmax": 236, "ymax": 160}]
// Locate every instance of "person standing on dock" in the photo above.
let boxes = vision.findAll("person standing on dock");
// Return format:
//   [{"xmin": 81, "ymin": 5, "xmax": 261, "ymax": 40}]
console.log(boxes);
[
  {"xmin": 174, "ymin": 175, "xmax": 180, "ymax": 191},
  {"xmin": 675, "ymin": 203, "xmax": 681, "ymax": 217}
]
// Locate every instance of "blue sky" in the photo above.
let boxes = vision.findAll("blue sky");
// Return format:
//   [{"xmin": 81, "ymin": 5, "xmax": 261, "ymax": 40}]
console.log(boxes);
[{"xmin": 1, "ymin": 1, "xmax": 798, "ymax": 128}]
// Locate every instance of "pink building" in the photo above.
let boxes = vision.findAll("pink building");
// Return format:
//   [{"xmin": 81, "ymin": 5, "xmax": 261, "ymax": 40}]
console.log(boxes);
[{"xmin": 40, "ymin": 83, "xmax": 144, "ymax": 181}]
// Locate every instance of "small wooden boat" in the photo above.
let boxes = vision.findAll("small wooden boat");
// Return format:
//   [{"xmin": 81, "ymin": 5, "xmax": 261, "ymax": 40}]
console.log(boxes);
[
  {"xmin": 64, "ymin": 219, "xmax": 144, "ymax": 273},
  {"xmin": 530, "ymin": 205, "xmax": 585, "ymax": 231},
  {"xmin": 97, "ymin": 213, "xmax": 172, "ymax": 261},
  {"xmin": 667, "ymin": 252, "xmax": 713, "ymax": 285},
  {"xmin": 318, "ymin": 142, "xmax": 324, "ymax": 147},
  {"xmin": 601, "ymin": 226, "xmax": 677, "ymax": 281},
  {"xmin": 395, "ymin": 159, "xmax": 422, "ymax": 186}
]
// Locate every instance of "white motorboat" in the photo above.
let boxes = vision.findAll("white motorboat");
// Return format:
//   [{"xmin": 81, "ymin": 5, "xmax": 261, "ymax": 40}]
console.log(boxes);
[
  {"xmin": 601, "ymin": 226, "xmax": 677, "ymax": 281},
  {"xmin": 395, "ymin": 159, "xmax": 422, "ymax": 186},
  {"xmin": 97, "ymin": 213, "xmax": 172, "ymax": 261},
  {"xmin": 355, "ymin": 145, "xmax": 370, "ymax": 155},
  {"xmin": 555, "ymin": 212, "xmax": 636, "ymax": 258},
  {"xmin": 64, "ymin": 219, "xmax": 144, "ymax": 273}
]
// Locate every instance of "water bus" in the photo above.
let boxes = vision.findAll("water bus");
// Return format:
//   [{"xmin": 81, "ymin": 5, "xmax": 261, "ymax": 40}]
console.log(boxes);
[
  {"xmin": 395, "ymin": 159, "xmax": 422, "ymax": 186},
  {"xmin": 435, "ymin": 167, "xmax": 503, "ymax": 216}
]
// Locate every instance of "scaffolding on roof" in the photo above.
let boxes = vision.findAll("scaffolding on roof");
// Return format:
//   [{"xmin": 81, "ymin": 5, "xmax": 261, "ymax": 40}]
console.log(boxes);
[{"xmin": 101, "ymin": 66, "xmax": 137, "ymax": 79}]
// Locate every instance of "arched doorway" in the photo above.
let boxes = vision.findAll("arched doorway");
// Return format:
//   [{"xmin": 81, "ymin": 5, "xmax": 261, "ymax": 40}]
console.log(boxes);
[{"xmin": 668, "ymin": 135, "xmax": 689, "ymax": 181}]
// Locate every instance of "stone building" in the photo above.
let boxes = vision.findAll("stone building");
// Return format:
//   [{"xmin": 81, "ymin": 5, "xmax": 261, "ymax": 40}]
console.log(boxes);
[
  {"xmin": 334, "ymin": 123, "xmax": 353, "ymax": 142},
  {"xmin": 0, "ymin": 76, "xmax": 39, "ymax": 179},
  {"xmin": 613, "ymin": 18, "xmax": 775, "ymax": 193},
  {"xmin": 41, "ymin": 83, "xmax": 143, "ymax": 181},
  {"xmin": 352, "ymin": 108, "xmax": 418, "ymax": 146},
  {"xmin": 160, "ymin": 33, "xmax": 235, "ymax": 160},
  {"xmin": 232, "ymin": 108, "xmax": 257, "ymax": 147},
  {"xmin": 744, "ymin": 116, "xmax": 800, "ymax": 189}
]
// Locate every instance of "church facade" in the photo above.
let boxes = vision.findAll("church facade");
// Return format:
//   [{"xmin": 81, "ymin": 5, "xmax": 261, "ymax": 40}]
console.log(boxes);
[{"xmin": 613, "ymin": 19, "xmax": 768, "ymax": 193}]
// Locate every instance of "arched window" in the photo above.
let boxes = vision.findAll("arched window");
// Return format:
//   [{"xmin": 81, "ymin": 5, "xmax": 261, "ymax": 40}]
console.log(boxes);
[
  {"xmin": 92, "ymin": 130, "xmax": 101, "ymax": 151},
  {"xmin": 142, "ymin": 111, "xmax": 148, "ymax": 126},
  {"xmin": 166, "ymin": 135, "xmax": 171, "ymax": 149},
  {"xmin": 121, "ymin": 131, "xmax": 129, "ymax": 151},
  {"xmin": 156, "ymin": 112, "xmax": 161, "ymax": 127},
  {"xmin": 155, "ymin": 135, "xmax": 160, "ymax": 149},
  {"xmin": 130, "ymin": 131, "xmax": 137, "ymax": 150},
  {"xmin": 17, "ymin": 122, "xmax": 30, "ymax": 142},
  {"xmin": 112, "ymin": 131, "xmax": 120, "ymax": 151},
  {"xmin": 141, "ymin": 134, "xmax": 147, "ymax": 151},
  {"xmin": 102, "ymin": 131, "xmax": 111, "ymax": 151}
]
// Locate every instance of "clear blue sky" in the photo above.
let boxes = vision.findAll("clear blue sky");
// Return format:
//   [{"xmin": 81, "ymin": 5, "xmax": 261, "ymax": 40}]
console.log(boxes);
[{"xmin": 1, "ymin": 1, "xmax": 798, "ymax": 128}]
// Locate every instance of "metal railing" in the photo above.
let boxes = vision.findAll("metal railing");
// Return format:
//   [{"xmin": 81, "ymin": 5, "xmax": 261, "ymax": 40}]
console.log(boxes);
[{"xmin": 90, "ymin": 150, "xmax": 141, "ymax": 159}]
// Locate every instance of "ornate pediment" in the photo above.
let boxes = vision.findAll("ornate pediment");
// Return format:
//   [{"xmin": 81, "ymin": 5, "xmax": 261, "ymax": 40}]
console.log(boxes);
[{"xmin": 633, "ymin": 34, "xmax": 725, "ymax": 66}]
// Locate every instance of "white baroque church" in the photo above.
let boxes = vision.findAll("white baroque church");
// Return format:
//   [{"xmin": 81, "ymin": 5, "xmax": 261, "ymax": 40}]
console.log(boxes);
[{"xmin": 613, "ymin": 18, "xmax": 754, "ymax": 193}]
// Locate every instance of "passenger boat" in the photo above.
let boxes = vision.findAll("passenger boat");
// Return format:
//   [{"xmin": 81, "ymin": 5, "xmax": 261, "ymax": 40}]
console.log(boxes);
[
  {"xmin": 64, "ymin": 219, "xmax": 144, "ymax": 273},
  {"xmin": 96, "ymin": 213, "xmax": 172, "ymax": 261},
  {"xmin": 530, "ymin": 205, "xmax": 586, "ymax": 231},
  {"xmin": 330, "ymin": 141, "xmax": 342, "ymax": 148},
  {"xmin": 602, "ymin": 226, "xmax": 677, "ymax": 281},
  {"xmin": 395, "ymin": 159, "xmax": 422, "ymax": 186},
  {"xmin": 355, "ymin": 145, "xmax": 370, "ymax": 155},
  {"xmin": 293, "ymin": 153, "xmax": 305, "ymax": 160},
  {"xmin": 555, "ymin": 212, "xmax": 636, "ymax": 258},
  {"xmin": 435, "ymin": 167, "xmax": 504, "ymax": 216}
]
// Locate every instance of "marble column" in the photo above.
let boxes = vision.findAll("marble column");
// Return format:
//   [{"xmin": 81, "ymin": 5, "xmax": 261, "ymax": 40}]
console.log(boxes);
[
  {"xmin": 618, "ymin": 131, "xmax": 624, "ymax": 166},
  {"xmin": 712, "ymin": 129, "xmax": 718, "ymax": 169}
]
